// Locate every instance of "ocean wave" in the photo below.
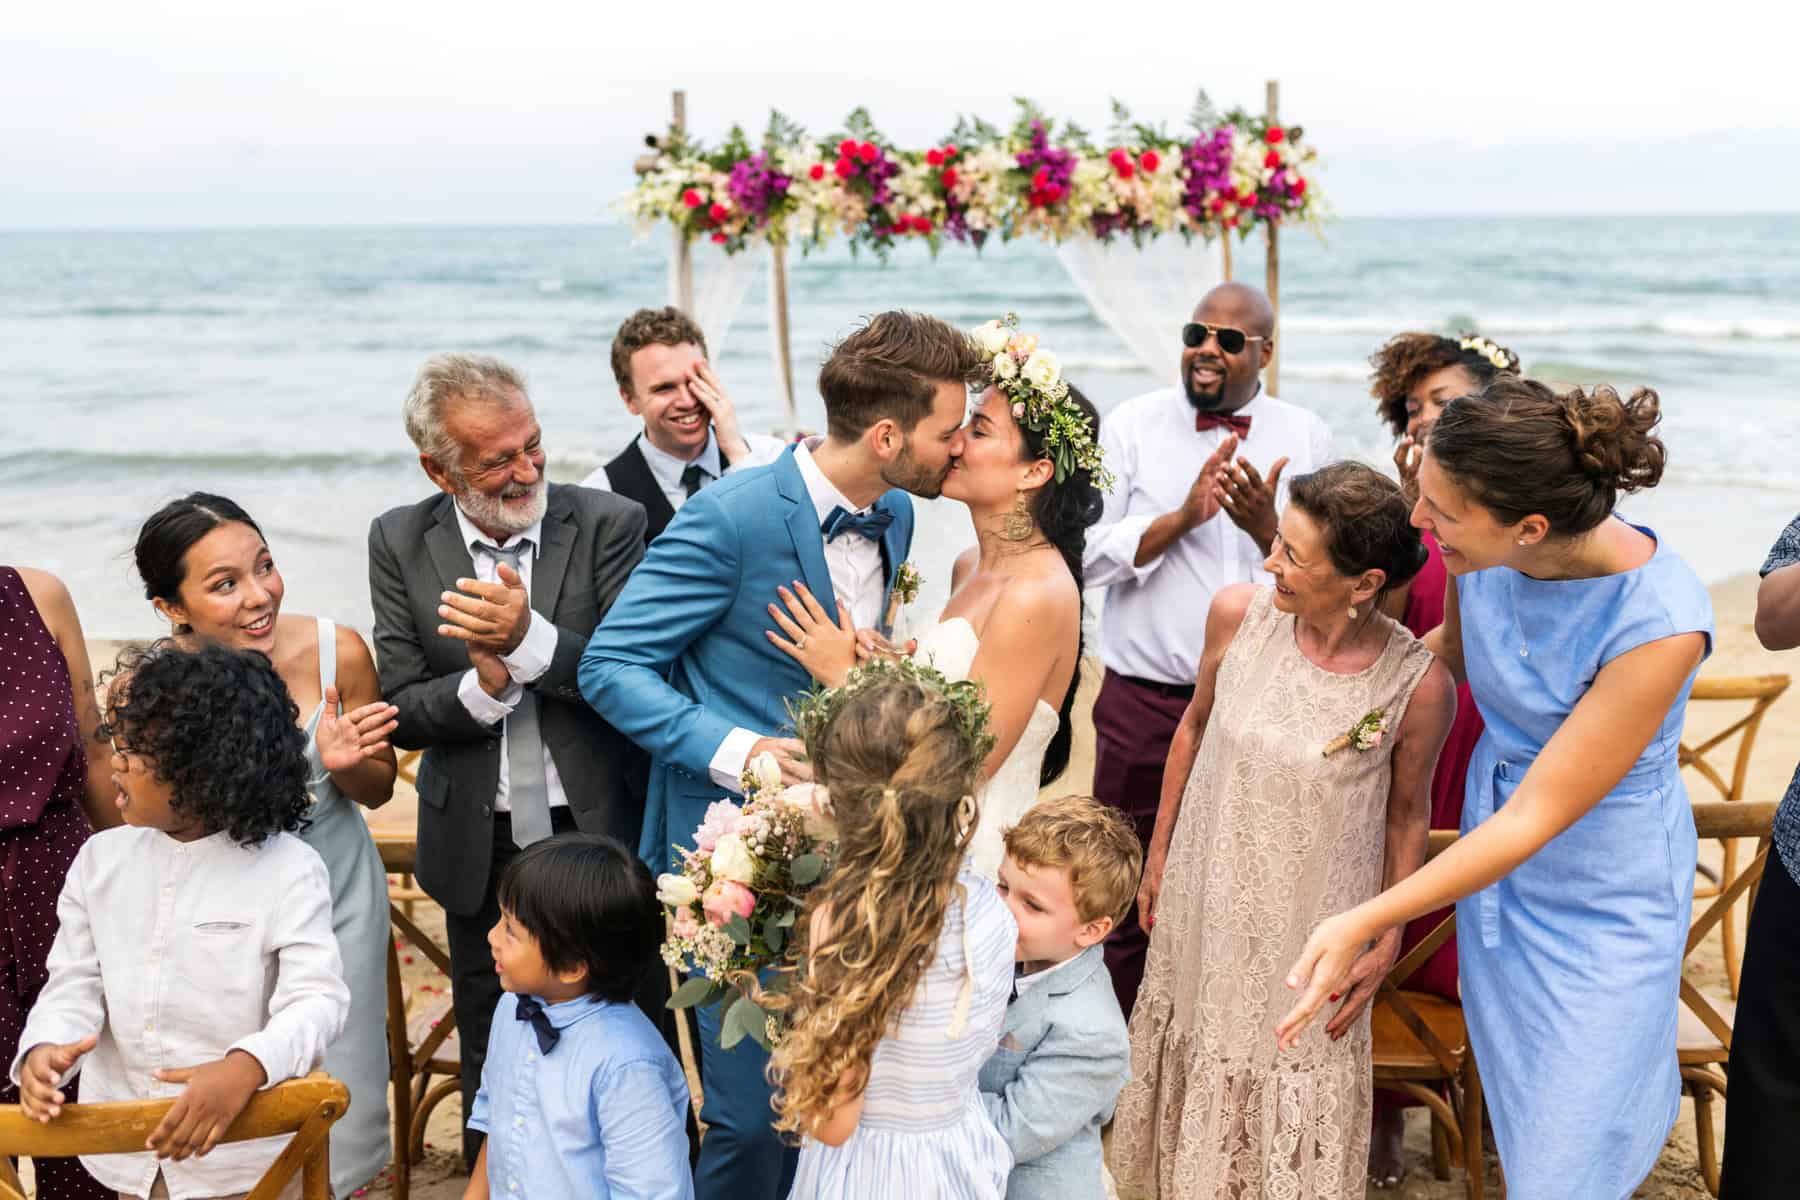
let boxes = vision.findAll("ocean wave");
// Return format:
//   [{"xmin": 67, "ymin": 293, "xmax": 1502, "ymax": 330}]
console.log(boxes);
[
  {"xmin": 1284, "ymin": 313, "xmax": 1800, "ymax": 341},
  {"xmin": 2, "ymin": 447, "xmax": 420, "ymax": 478}
]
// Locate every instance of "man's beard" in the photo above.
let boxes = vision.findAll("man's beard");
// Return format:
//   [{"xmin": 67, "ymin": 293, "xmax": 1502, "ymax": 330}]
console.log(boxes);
[
  {"xmin": 455, "ymin": 475, "xmax": 548, "ymax": 536},
  {"xmin": 881, "ymin": 437, "xmax": 949, "ymax": 500},
  {"xmin": 1183, "ymin": 361, "xmax": 1228, "ymax": 412}
]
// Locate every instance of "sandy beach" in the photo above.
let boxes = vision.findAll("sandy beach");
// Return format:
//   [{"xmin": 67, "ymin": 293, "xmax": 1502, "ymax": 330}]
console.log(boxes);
[{"xmin": 50, "ymin": 569, "xmax": 1794, "ymax": 1199}]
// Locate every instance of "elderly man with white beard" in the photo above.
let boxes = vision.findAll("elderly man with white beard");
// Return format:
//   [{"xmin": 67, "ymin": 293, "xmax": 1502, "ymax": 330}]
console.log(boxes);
[{"xmin": 367, "ymin": 352, "xmax": 649, "ymax": 1170}]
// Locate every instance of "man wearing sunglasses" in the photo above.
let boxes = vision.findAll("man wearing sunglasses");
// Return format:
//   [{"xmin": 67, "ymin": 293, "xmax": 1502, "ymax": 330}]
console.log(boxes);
[{"xmin": 1081, "ymin": 281, "xmax": 1334, "ymax": 1019}]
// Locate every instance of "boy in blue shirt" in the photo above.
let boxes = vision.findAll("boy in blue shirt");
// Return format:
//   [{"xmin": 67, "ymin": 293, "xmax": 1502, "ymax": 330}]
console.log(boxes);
[
  {"xmin": 984, "ymin": 796, "xmax": 1142, "ymax": 1200},
  {"xmin": 465, "ymin": 834, "xmax": 693, "ymax": 1200}
]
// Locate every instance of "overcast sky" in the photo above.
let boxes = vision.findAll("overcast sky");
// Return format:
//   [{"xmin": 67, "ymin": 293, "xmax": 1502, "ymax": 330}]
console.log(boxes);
[{"xmin": 7, "ymin": 0, "xmax": 1798, "ymax": 228}]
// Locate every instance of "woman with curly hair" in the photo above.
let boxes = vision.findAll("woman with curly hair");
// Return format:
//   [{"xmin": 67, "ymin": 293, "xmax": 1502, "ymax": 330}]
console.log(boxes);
[
  {"xmin": 769, "ymin": 663, "xmax": 1017, "ymax": 1197},
  {"xmin": 11, "ymin": 641, "xmax": 349, "ymax": 1200},
  {"xmin": 1279, "ymin": 380, "xmax": 1712, "ymax": 1198},
  {"xmin": 1362, "ymin": 331, "xmax": 1517, "ymax": 1186},
  {"xmin": 134, "ymin": 493, "xmax": 396, "ymax": 1194}
]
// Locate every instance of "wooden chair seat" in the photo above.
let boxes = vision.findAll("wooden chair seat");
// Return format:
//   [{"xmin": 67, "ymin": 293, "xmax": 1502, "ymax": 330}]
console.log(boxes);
[
  {"xmin": 1678, "ymin": 992, "xmax": 1737, "ymax": 1059},
  {"xmin": 1372, "ymin": 990, "xmax": 1471, "ymax": 1077}
]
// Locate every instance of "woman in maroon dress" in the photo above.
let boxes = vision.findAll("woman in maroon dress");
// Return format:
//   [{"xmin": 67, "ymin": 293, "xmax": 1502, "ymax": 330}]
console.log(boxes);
[
  {"xmin": 1365, "ymin": 331, "xmax": 1518, "ymax": 1186},
  {"xmin": 1, "ymin": 567, "xmax": 119, "ymax": 1198}
]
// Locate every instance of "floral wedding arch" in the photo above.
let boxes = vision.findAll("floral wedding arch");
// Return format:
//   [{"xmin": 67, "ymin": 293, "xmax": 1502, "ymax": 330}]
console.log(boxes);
[{"xmin": 620, "ymin": 88, "xmax": 1325, "ymax": 430}]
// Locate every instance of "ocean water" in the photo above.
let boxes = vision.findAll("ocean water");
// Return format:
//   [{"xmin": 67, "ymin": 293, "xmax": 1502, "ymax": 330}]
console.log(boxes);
[{"xmin": 5, "ymin": 215, "xmax": 1799, "ymax": 638}]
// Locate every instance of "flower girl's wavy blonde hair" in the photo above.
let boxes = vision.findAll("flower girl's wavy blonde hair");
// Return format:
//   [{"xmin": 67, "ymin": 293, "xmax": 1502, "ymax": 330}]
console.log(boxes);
[{"xmin": 764, "ymin": 675, "xmax": 982, "ymax": 1137}]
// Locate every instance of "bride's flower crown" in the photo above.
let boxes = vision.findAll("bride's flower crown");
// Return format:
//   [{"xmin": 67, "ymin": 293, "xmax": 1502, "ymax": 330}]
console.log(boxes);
[
  {"xmin": 1457, "ymin": 333, "xmax": 1518, "ymax": 373},
  {"xmin": 970, "ymin": 314, "xmax": 1115, "ymax": 492}
]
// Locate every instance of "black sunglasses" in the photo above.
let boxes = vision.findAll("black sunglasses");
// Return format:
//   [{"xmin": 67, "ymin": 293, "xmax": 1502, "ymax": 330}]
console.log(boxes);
[{"xmin": 1182, "ymin": 322, "xmax": 1266, "ymax": 355}]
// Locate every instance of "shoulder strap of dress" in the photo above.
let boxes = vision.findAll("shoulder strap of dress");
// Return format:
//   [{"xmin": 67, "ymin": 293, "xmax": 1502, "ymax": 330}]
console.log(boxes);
[
  {"xmin": 1374, "ymin": 621, "xmax": 1437, "ymax": 737},
  {"xmin": 316, "ymin": 616, "xmax": 338, "ymax": 701}
]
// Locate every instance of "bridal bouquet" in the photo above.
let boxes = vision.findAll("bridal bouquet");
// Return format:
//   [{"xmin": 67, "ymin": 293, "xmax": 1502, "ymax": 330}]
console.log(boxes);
[{"xmin": 657, "ymin": 754, "xmax": 837, "ymax": 1051}]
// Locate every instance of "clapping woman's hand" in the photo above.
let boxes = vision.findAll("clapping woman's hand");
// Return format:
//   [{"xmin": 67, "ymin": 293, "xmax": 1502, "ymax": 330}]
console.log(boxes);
[
  {"xmin": 316, "ymin": 686, "xmax": 398, "ymax": 774},
  {"xmin": 766, "ymin": 582, "xmax": 859, "ymax": 688}
]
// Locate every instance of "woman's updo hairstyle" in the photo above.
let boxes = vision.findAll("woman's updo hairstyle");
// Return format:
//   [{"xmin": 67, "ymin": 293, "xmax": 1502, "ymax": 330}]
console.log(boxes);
[
  {"xmin": 1368, "ymin": 331, "xmax": 1520, "ymax": 438},
  {"xmin": 1287, "ymin": 462, "xmax": 1429, "ymax": 595},
  {"xmin": 1015, "ymin": 383, "xmax": 1104, "ymax": 787},
  {"xmin": 1426, "ymin": 378, "xmax": 1665, "ymax": 537},
  {"xmin": 135, "ymin": 492, "xmax": 265, "ymax": 609}
]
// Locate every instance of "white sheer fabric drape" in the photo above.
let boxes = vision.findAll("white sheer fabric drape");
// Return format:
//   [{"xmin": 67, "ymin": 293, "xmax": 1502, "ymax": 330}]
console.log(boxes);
[
  {"xmin": 678, "ymin": 238, "xmax": 763, "ymax": 356},
  {"xmin": 1056, "ymin": 237, "xmax": 1226, "ymax": 384}
]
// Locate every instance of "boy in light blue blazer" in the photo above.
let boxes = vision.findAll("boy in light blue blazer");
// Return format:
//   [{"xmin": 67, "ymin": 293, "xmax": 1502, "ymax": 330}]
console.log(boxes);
[{"xmin": 983, "ymin": 796, "xmax": 1143, "ymax": 1200}]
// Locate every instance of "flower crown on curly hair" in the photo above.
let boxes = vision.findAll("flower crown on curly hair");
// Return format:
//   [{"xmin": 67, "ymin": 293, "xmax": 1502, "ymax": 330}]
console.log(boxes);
[
  {"xmin": 788, "ymin": 656, "xmax": 996, "ymax": 773},
  {"xmin": 970, "ymin": 314, "xmax": 1114, "ymax": 492},
  {"xmin": 1458, "ymin": 333, "xmax": 1519, "ymax": 374}
]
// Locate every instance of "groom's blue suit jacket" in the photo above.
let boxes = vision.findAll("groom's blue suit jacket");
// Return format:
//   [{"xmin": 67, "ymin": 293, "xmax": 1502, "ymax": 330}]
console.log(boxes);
[{"xmin": 580, "ymin": 444, "xmax": 914, "ymax": 868}]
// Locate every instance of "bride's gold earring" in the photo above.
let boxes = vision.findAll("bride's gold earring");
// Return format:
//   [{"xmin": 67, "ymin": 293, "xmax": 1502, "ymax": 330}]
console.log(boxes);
[
  {"xmin": 1347, "ymin": 605, "xmax": 1359, "ymax": 620},
  {"xmin": 1002, "ymin": 493, "xmax": 1034, "ymax": 542}
]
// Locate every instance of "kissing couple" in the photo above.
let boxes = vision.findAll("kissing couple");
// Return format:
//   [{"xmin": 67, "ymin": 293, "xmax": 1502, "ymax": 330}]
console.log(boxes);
[{"xmin": 578, "ymin": 309, "xmax": 1110, "ymax": 1200}]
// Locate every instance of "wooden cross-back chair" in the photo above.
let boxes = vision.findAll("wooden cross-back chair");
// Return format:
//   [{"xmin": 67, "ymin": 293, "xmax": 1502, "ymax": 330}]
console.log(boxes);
[
  {"xmin": 1680, "ymin": 799, "xmax": 1777, "ymax": 1197},
  {"xmin": 1680, "ymin": 673, "xmax": 1790, "ymax": 996},
  {"xmin": 0, "ymin": 1073, "xmax": 347, "ymax": 1200},
  {"xmin": 1370, "ymin": 828, "xmax": 1486, "ymax": 1199}
]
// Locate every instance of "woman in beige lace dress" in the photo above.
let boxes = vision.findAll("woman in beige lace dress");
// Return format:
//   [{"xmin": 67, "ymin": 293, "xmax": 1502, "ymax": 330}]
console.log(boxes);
[{"xmin": 1112, "ymin": 462, "xmax": 1455, "ymax": 1200}]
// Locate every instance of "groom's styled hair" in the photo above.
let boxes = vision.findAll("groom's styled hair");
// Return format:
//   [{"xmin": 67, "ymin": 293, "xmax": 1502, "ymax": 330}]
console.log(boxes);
[{"xmin": 817, "ymin": 311, "xmax": 985, "ymax": 441}]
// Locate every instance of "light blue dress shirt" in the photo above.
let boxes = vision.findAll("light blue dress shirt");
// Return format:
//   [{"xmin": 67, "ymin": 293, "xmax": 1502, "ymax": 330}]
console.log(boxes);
[{"xmin": 470, "ymin": 992, "xmax": 693, "ymax": 1199}]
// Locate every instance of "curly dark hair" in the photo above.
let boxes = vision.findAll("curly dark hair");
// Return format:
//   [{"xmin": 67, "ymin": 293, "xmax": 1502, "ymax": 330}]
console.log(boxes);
[
  {"xmin": 99, "ymin": 640, "xmax": 311, "ymax": 846},
  {"xmin": 1368, "ymin": 332, "xmax": 1520, "ymax": 438},
  {"xmin": 1017, "ymin": 383, "xmax": 1104, "ymax": 786}
]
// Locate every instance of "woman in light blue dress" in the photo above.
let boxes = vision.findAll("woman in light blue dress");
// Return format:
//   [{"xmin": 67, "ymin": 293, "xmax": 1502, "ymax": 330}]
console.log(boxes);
[
  {"xmin": 135, "ymin": 494, "xmax": 399, "ymax": 1196},
  {"xmin": 1276, "ymin": 380, "xmax": 1711, "ymax": 1197}
]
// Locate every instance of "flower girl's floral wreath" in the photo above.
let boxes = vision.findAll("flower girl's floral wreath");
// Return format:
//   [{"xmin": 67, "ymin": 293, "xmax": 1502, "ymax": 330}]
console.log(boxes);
[
  {"xmin": 1458, "ymin": 333, "xmax": 1520, "ymax": 374},
  {"xmin": 788, "ymin": 655, "xmax": 996, "ymax": 773},
  {"xmin": 970, "ymin": 314, "xmax": 1116, "ymax": 492}
]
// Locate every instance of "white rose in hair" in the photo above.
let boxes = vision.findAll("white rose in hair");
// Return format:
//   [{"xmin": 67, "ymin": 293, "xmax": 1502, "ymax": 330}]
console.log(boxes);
[
  {"xmin": 657, "ymin": 873, "xmax": 699, "ymax": 908},
  {"xmin": 781, "ymin": 782, "xmax": 837, "ymax": 840},
  {"xmin": 993, "ymin": 353, "xmax": 1019, "ymax": 382},
  {"xmin": 1023, "ymin": 349, "xmax": 1061, "ymax": 390},
  {"xmin": 709, "ymin": 832, "xmax": 757, "ymax": 884},
  {"xmin": 973, "ymin": 320, "xmax": 1010, "ymax": 356},
  {"xmin": 749, "ymin": 750, "xmax": 784, "ymax": 795}
]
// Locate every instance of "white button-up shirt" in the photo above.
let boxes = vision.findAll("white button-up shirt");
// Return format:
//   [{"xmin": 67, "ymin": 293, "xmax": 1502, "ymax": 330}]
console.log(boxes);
[
  {"xmin": 1084, "ymin": 387, "xmax": 1333, "ymax": 685},
  {"xmin": 10, "ymin": 827, "xmax": 348, "ymax": 1199},
  {"xmin": 451, "ymin": 507, "xmax": 569, "ymax": 813},
  {"xmin": 707, "ymin": 438, "xmax": 889, "ymax": 790},
  {"xmin": 580, "ymin": 429, "xmax": 788, "ymax": 512}
]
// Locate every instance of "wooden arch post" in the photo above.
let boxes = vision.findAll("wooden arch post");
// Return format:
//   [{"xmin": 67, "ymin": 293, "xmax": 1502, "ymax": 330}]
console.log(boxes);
[{"xmin": 1264, "ymin": 79, "xmax": 1281, "ymax": 397}]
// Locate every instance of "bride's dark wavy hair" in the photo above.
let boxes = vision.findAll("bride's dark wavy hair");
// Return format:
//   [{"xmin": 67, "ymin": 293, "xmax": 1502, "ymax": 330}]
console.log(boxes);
[{"xmin": 1017, "ymin": 383, "xmax": 1104, "ymax": 785}]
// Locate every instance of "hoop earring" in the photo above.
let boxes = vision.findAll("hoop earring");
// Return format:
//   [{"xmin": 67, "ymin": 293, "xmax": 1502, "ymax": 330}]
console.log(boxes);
[{"xmin": 1002, "ymin": 494, "xmax": 1035, "ymax": 542}]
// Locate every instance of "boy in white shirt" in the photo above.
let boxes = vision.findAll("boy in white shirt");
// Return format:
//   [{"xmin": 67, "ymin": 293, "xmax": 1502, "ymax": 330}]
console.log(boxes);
[{"xmin": 11, "ymin": 642, "xmax": 348, "ymax": 1200}]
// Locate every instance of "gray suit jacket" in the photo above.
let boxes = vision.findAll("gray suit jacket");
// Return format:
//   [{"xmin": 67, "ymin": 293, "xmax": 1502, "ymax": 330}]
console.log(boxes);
[
  {"xmin": 978, "ymin": 944, "xmax": 1130, "ymax": 1200},
  {"xmin": 368, "ymin": 484, "xmax": 647, "ymax": 915}
]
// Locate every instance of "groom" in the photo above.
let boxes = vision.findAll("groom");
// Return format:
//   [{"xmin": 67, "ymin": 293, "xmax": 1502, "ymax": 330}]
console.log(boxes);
[{"xmin": 579, "ymin": 310, "xmax": 983, "ymax": 1199}]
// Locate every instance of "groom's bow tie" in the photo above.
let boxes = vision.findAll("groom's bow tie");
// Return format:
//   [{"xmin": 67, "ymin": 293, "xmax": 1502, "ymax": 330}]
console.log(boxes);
[
  {"xmin": 821, "ymin": 505, "xmax": 894, "ymax": 544},
  {"xmin": 515, "ymin": 994, "xmax": 561, "ymax": 1054}
]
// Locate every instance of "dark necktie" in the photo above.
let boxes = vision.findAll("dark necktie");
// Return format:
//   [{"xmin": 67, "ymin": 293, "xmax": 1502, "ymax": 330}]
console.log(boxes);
[
  {"xmin": 821, "ymin": 505, "xmax": 895, "ymax": 544},
  {"xmin": 471, "ymin": 539, "xmax": 552, "ymax": 849},
  {"xmin": 680, "ymin": 463, "xmax": 710, "ymax": 498},
  {"xmin": 515, "ymin": 994, "xmax": 560, "ymax": 1054},
  {"xmin": 1194, "ymin": 411, "xmax": 1252, "ymax": 437}
]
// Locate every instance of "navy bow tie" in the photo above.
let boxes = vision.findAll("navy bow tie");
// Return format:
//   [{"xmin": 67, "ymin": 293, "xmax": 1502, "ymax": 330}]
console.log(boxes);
[
  {"xmin": 515, "ymin": 994, "xmax": 560, "ymax": 1054},
  {"xmin": 821, "ymin": 504, "xmax": 894, "ymax": 544}
]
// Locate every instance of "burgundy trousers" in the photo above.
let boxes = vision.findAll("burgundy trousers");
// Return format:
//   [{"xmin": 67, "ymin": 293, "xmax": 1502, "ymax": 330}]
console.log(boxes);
[{"xmin": 1092, "ymin": 668, "xmax": 1193, "ymax": 1021}]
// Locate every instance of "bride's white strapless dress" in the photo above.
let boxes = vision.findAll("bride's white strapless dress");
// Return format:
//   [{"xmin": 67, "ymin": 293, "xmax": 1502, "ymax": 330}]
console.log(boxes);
[{"xmin": 911, "ymin": 616, "xmax": 1059, "ymax": 880}]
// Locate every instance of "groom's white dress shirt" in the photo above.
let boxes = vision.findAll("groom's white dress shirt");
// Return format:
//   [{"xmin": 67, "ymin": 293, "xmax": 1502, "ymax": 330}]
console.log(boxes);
[
  {"xmin": 1084, "ymin": 387, "xmax": 1333, "ymax": 686},
  {"xmin": 707, "ymin": 438, "xmax": 888, "ymax": 790}
]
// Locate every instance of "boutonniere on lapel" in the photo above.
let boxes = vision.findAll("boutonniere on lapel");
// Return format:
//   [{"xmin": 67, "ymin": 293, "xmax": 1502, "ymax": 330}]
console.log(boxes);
[
  {"xmin": 1322, "ymin": 708, "xmax": 1388, "ymax": 758},
  {"xmin": 883, "ymin": 560, "xmax": 923, "ymax": 635}
]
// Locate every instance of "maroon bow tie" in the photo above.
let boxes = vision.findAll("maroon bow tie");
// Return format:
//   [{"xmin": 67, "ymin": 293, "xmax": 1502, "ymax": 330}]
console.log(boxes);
[{"xmin": 1195, "ymin": 411, "xmax": 1252, "ymax": 437}]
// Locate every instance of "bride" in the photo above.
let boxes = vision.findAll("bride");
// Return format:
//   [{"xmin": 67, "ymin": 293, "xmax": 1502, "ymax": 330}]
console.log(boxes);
[{"xmin": 767, "ymin": 317, "xmax": 1108, "ymax": 877}]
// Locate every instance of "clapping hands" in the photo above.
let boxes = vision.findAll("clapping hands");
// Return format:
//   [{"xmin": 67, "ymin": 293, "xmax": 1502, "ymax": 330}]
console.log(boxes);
[{"xmin": 314, "ymin": 685, "xmax": 397, "ymax": 774}]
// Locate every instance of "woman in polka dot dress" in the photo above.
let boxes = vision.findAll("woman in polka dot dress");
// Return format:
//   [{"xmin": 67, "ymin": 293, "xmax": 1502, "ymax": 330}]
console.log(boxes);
[{"xmin": 0, "ymin": 565, "xmax": 118, "ymax": 1199}]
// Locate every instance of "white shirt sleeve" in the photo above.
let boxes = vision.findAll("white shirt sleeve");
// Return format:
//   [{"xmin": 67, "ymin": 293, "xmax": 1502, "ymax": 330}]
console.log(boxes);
[
  {"xmin": 1083, "ymin": 408, "xmax": 1176, "ymax": 588},
  {"xmin": 1310, "ymin": 412, "xmax": 1335, "ymax": 468},
  {"xmin": 500, "ymin": 611, "xmax": 556, "ymax": 685},
  {"xmin": 724, "ymin": 433, "xmax": 789, "ymax": 475},
  {"xmin": 457, "ymin": 668, "xmax": 521, "ymax": 725},
  {"xmin": 708, "ymin": 726, "xmax": 762, "ymax": 792},
  {"xmin": 9, "ymin": 850, "xmax": 103, "ymax": 1087},
  {"xmin": 227, "ymin": 850, "xmax": 349, "ymax": 1085}
]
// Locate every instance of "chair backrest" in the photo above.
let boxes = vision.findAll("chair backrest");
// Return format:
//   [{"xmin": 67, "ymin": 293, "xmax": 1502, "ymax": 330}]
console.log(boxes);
[
  {"xmin": 1371, "ymin": 829, "xmax": 1463, "ymax": 1077},
  {"xmin": 0, "ymin": 1072, "xmax": 348, "ymax": 1200},
  {"xmin": 1683, "ymin": 801, "xmax": 1778, "ymax": 1053},
  {"xmin": 1680, "ymin": 674, "xmax": 1790, "ymax": 804}
]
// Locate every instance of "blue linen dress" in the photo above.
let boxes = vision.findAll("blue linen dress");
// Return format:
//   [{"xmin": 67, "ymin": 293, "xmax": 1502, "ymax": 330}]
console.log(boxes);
[
  {"xmin": 1455, "ymin": 523, "xmax": 1712, "ymax": 1198},
  {"xmin": 788, "ymin": 868, "xmax": 1017, "ymax": 1199},
  {"xmin": 301, "ymin": 617, "xmax": 394, "ymax": 1195}
]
